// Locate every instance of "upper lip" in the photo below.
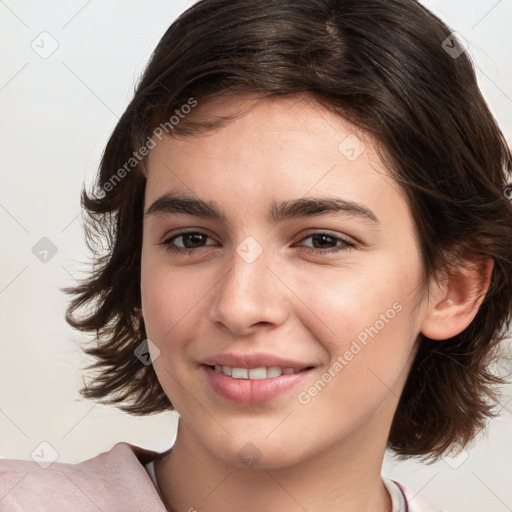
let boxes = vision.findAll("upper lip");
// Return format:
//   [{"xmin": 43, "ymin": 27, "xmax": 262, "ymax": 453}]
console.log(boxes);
[{"xmin": 202, "ymin": 352, "xmax": 314, "ymax": 370}]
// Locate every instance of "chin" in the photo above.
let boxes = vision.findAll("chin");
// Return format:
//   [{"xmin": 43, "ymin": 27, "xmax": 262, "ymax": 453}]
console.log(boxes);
[{"xmin": 205, "ymin": 434, "xmax": 310, "ymax": 471}]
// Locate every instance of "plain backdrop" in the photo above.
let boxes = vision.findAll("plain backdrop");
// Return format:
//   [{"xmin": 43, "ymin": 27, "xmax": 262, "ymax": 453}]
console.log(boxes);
[{"xmin": 1, "ymin": 1, "xmax": 511, "ymax": 511}]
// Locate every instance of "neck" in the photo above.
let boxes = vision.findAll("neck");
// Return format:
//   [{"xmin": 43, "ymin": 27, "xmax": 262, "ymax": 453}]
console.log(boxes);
[{"xmin": 154, "ymin": 420, "xmax": 392, "ymax": 512}]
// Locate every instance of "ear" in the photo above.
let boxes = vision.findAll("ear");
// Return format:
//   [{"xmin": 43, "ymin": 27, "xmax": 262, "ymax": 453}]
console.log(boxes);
[
  {"xmin": 135, "ymin": 307, "xmax": 144, "ymax": 319},
  {"xmin": 420, "ymin": 256, "xmax": 493, "ymax": 340}
]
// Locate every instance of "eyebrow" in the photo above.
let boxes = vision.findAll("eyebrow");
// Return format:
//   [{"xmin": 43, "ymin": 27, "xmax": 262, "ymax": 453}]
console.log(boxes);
[{"xmin": 144, "ymin": 191, "xmax": 379, "ymax": 224}]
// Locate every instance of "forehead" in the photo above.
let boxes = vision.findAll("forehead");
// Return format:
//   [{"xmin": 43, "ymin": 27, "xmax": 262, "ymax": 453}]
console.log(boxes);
[{"xmin": 144, "ymin": 94, "xmax": 409, "ymax": 228}]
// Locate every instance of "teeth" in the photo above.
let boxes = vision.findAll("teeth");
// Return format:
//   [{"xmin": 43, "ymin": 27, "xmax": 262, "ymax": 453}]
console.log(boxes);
[
  {"xmin": 248, "ymin": 367, "xmax": 267, "ymax": 380},
  {"xmin": 267, "ymin": 367, "xmax": 283, "ymax": 378},
  {"xmin": 213, "ymin": 365, "xmax": 300, "ymax": 379},
  {"xmin": 232, "ymin": 367, "xmax": 248, "ymax": 379}
]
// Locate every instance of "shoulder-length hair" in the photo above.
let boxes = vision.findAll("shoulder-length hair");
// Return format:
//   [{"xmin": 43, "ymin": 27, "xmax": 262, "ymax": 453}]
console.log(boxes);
[{"xmin": 64, "ymin": 0, "xmax": 512, "ymax": 460}]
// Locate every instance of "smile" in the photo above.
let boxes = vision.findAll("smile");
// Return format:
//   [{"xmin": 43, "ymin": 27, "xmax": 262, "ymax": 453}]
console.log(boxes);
[
  {"xmin": 202, "ymin": 364, "xmax": 313, "ymax": 405},
  {"xmin": 212, "ymin": 365, "xmax": 303, "ymax": 379}
]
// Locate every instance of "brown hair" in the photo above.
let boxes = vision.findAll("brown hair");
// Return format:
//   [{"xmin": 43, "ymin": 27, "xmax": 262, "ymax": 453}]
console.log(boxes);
[{"xmin": 64, "ymin": 0, "xmax": 512, "ymax": 460}]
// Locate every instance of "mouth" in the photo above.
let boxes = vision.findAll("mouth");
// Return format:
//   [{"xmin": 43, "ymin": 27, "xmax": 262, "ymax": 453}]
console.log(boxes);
[
  {"xmin": 206, "ymin": 364, "xmax": 312, "ymax": 379},
  {"xmin": 201, "ymin": 363, "xmax": 315, "ymax": 405}
]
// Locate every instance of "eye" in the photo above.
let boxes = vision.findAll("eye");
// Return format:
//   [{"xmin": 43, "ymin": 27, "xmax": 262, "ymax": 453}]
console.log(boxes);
[
  {"xmin": 159, "ymin": 230, "xmax": 355, "ymax": 256},
  {"xmin": 159, "ymin": 231, "xmax": 216, "ymax": 255},
  {"xmin": 297, "ymin": 232, "xmax": 355, "ymax": 255}
]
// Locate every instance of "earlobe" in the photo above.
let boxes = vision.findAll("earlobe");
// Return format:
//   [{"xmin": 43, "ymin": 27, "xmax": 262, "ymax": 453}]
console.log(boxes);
[{"xmin": 420, "ymin": 257, "xmax": 493, "ymax": 340}]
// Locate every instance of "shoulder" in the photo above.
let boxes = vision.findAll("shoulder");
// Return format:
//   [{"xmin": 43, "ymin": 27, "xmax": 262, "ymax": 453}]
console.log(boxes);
[
  {"xmin": 396, "ymin": 480, "xmax": 450, "ymax": 512},
  {"xmin": 0, "ymin": 442, "xmax": 168, "ymax": 512}
]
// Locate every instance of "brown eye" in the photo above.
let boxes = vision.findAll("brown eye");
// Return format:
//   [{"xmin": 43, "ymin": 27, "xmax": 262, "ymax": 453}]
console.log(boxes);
[
  {"xmin": 299, "ymin": 232, "xmax": 355, "ymax": 255},
  {"xmin": 160, "ymin": 231, "xmax": 215, "ymax": 255}
]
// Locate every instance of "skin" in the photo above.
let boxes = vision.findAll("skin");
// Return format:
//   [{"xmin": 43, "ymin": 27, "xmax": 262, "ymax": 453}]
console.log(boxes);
[{"xmin": 140, "ymin": 94, "xmax": 491, "ymax": 512}]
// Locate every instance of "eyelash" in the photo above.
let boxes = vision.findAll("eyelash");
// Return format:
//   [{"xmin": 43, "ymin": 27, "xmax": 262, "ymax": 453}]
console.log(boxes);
[{"xmin": 159, "ymin": 230, "xmax": 356, "ymax": 256}]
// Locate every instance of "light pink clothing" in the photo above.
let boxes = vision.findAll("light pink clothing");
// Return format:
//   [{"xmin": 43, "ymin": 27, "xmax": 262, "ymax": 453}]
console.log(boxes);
[
  {"xmin": 0, "ymin": 442, "xmax": 446, "ymax": 511},
  {"xmin": 0, "ymin": 442, "xmax": 167, "ymax": 512}
]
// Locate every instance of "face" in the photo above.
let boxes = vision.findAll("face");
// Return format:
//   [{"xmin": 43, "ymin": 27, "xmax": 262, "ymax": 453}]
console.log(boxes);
[{"xmin": 141, "ymin": 95, "xmax": 430, "ymax": 469}]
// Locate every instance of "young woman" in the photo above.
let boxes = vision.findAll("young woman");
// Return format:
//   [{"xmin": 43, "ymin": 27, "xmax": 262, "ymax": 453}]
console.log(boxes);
[{"xmin": 1, "ymin": 0, "xmax": 511, "ymax": 511}]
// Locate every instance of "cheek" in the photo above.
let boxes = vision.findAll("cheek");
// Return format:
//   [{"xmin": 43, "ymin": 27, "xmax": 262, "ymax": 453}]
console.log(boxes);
[
  {"xmin": 298, "ymin": 249, "xmax": 422, "ymax": 345},
  {"xmin": 141, "ymin": 252, "xmax": 205, "ymax": 342},
  {"xmin": 140, "ymin": 262, "xmax": 201, "ymax": 408},
  {"xmin": 295, "ymin": 253, "xmax": 422, "ymax": 400}
]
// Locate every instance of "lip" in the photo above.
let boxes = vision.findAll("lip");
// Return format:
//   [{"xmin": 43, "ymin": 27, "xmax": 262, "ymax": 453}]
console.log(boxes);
[
  {"xmin": 202, "ymin": 365, "xmax": 312, "ymax": 405},
  {"xmin": 200, "ymin": 352, "xmax": 315, "ymax": 405},
  {"xmin": 201, "ymin": 352, "xmax": 312, "ymax": 370}
]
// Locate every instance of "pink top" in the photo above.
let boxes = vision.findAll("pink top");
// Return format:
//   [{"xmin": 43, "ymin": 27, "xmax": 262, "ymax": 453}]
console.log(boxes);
[{"xmin": 0, "ymin": 442, "xmax": 446, "ymax": 511}]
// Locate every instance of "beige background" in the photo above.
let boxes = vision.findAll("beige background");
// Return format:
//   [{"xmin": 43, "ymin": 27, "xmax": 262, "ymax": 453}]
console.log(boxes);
[{"xmin": 1, "ymin": 1, "xmax": 511, "ymax": 511}]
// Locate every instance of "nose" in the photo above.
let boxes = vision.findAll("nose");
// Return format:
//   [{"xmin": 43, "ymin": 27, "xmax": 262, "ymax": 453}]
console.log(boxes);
[{"xmin": 207, "ymin": 241, "xmax": 292, "ymax": 336}]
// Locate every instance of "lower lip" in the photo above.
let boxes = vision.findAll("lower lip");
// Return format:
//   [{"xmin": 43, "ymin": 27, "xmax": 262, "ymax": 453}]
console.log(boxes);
[{"xmin": 202, "ymin": 365, "xmax": 312, "ymax": 405}]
